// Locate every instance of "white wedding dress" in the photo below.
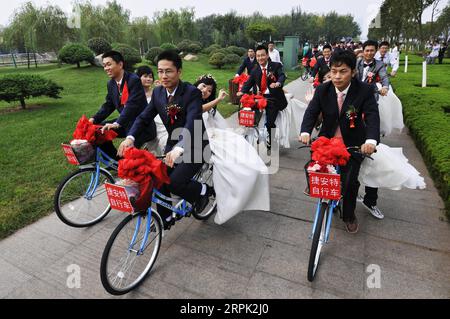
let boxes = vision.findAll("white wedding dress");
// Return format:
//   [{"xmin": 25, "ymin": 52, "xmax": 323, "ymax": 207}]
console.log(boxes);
[
  {"xmin": 204, "ymin": 109, "xmax": 270, "ymax": 225},
  {"xmin": 272, "ymin": 93, "xmax": 308, "ymax": 149},
  {"xmin": 376, "ymin": 83, "xmax": 405, "ymax": 136},
  {"xmin": 148, "ymin": 106, "xmax": 271, "ymax": 225},
  {"xmin": 359, "ymin": 144, "xmax": 426, "ymax": 190}
]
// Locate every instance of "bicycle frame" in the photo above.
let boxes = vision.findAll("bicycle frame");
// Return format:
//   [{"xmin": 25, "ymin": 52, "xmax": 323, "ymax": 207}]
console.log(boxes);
[
  {"xmin": 84, "ymin": 148, "xmax": 118, "ymax": 200},
  {"xmin": 309, "ymin": 166, "xmax": 342, "ymax": 244}
]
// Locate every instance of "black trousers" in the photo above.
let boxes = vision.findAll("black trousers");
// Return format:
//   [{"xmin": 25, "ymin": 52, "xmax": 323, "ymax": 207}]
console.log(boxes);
[
  {"xmin": 364, "ymin": 186, "xmax": 378, "ymax": 207},
  {"xmin": 156, "ymin": 162, "xmax": 204, "ymax": 220},
  {"xmin": 264, "ymin": 96, "xmax": 281, "ymax": 145},
  {"xmin": 340, "ymin": 157, "xmax": 362, "ymax": 223}
]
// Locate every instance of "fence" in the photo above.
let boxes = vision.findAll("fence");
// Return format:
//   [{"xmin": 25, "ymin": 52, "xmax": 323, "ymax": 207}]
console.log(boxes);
[{"xmin": 0, "ymin": 52, "xmax": 57, "ymax": 68}]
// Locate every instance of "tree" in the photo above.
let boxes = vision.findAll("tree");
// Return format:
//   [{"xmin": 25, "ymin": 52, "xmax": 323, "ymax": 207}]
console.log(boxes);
[
  {"xmin": 407, "ymin": 0, "xmax": 436, "ymax": 45},
  {"xmin": 436, "ymin": 4, "xmax": 450, "ymax": 41},
  {"xmin": 58, "ymin": 43, "xmax": 94, "ymax": 68},
  {"xmin": 209, "ymin": 52, "xmax": 226, "ymax": 69},
  {"xmin": 145, "ymin": 47, "xmax": 163, "ymax": 65},
  {"xmin": 88, "ymin": 37, "xmax": 112, "ymax": 55},
  {"xmin": 112, "ymin": 43, "xmax": 142, "ymax": 71},
  {"xmin": 0, "ymin": 74, "xmax": 63, "ymax": 109},
  {"xmin": 246, "ymin": 22, "xmax": 276, "ymax": 43}
]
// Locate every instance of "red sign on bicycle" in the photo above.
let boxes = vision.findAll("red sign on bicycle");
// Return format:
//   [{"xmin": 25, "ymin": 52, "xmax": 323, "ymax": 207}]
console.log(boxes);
[
  {"xmin": 105, "ymin": 183, "xmax": 134, "ymax": 214},
  {"xmin": 239, "ymin": 110, "xmax": 255, "ymax": 127},
  {"xmin": 309, "ymin": 172, "xmax": 341, "ymax": 200},
  {"xmin": 61, "ymin": 144, "xmax": 80, "ymax": 166}
]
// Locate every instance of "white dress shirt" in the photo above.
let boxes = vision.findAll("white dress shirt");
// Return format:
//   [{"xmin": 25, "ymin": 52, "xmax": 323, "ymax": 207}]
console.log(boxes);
[
  {"xmin": 269, "ymin": 48, "xmax": 282, "ymax": 64},
  {"xmin": 375, "ymin": 51, "xmax": 399, "ymax": 72}
]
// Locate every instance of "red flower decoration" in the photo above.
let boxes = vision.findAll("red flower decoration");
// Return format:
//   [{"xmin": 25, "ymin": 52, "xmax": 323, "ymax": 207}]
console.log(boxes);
[
  {"xmin": 167, "ymin": 104, "xmax": 182, "ymax": 125},
  {"xmin": 118, "ymin": 148, "xmax": 171, "ymax": 211},
  {"xmin": 72, "ymin": 115, "xmax": 118, "ymax": 145},
  {"xmin": 240, "ymin": 94, "xmax": 268, "ymax": 110},
  {"xmin": 311, "ymin": 136, "xmax": 351, "ymax": 167}
]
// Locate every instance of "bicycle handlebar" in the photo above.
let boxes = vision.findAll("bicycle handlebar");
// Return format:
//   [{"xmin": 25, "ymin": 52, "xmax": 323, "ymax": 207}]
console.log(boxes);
[{"xmin": 297, "ymin": 144, "xmax": 376, "ymax": 161}]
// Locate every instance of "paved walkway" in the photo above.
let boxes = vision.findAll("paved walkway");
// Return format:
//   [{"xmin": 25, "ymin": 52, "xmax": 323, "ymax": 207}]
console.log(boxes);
[{"xmin": 1, "ymin": 79, "xmax": 449, "ymax": 299}]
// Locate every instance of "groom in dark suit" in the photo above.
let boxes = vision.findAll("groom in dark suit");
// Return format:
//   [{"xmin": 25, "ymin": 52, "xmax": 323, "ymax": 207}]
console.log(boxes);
[
  {"xmin": 118, "ymin": 50, "xmax": 212, "ymax": 229},
  {"xmin": 238, "ymin": 44, "xmax": 288, "ymax": 154},
  {"xmin": 300, "ymin": 50, "xmax": 380, "ymax": 233},
  {"xmin": 90, "ymin": 50, "xmax": 156, "ymax": 159}
]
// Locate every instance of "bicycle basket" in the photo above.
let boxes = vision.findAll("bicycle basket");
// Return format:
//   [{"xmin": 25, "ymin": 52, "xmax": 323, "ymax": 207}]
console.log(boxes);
[{"xmin": 70, "ymin": 141, "xmax": 96, "ymax": 165}]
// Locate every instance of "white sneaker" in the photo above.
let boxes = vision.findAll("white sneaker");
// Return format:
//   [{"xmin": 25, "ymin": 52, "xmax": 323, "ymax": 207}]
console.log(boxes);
[{"xmin": 359, "ymin": 198, "xmax": 385, "ymax": 220}]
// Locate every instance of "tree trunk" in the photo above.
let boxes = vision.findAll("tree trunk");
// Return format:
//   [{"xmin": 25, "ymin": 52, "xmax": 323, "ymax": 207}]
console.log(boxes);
[
  {"xmin": 77, "ymin": 62, "xmax": 80, "ymax": 68},
  {"xmin": 20, "ymin": 97, "xmax": 26, "ymax": 109}
]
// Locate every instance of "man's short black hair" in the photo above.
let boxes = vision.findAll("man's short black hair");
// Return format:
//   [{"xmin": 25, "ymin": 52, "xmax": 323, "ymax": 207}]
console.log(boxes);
[
  {"xmin": 268, "ymin": 41, "xmax": 275, "ymax": 45},
  {"xmin": 323, "ymin": 44, "xmax": 332, "ymax": 51},
  {"xmin": 255, "ymin": 45, "xmax": 269, "ymax": 54},
  {"xmin": 330, "ymin": 50, "xmax": 357, "ymax": 70},
  {"xmin": 363, "ymin": 40, "xmax": 379, "ymax": 50},
  {"xmin": 379, "ymin": 41, "xmax": 390, "ymax": 48},
  {"xmin": 102, "ymin": 50, "xmax": 125, "ymax": 65},
  {"xmin": 157, "ymin": 50, "xmax": 182, "ymax": 70},
  {"xmin": 136, "ymin": 65, "xmax": 154, "ymax": 79}
]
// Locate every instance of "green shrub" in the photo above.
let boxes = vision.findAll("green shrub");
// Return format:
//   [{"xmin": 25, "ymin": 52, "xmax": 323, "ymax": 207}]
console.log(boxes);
[
  {"xmin": 0, "ymin": 74, "xmax": 63, "ymax": 109},
  {"xmin": 223, "ymin": 53, "xmax": 241, "ymax": 66},
  {"xmin": 87, "ymin": 37, "xmax": 112, "ymax": 55},
  {"xmin": 58, "ymin": 43, "xmax": 94, "ymax": 68},
  {"xmin": 177, "ymin": 40, "xmax": 193, "ymax": 53},
  {"xmin": 160, "ymin": 43, "xmax": 178, "ymax": 52},
  {"xmin": 203, "ymin": 44, "xmax": 222, "ymax": 55},
  {"xmin": 188, "ymin": 42, "xmax": 203, "ymax": 54},
  {"xmin": 112, "ymin": 43, "xmax": 142, "ymax": 71},
  {"xmin": 227, "ymin": 46, "xmax": 247, "ymax": 57},
  {"xmin": 209, "ymin": 52, "xmax": 226, "ymax": 69},
  {"xmin": 145, "ymin": 47, "xmax": 163, "ymax": 65}
]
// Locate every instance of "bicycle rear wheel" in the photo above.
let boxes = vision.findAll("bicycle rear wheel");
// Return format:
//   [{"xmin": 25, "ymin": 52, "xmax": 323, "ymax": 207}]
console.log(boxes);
[
  {"xmin": 100, "ymin": 210, "xmax": 163, "ymax": 295},
  {"xmin": 54, "ymin": 167, "xmax": 114, "ymax": 228},
  {"xmin": 307, "ymin": 202, "xmax": 328, "ymax": 282},
  {"xmin": 191, "ymin": 164, "xmax": 217, "ymax": 220},
  {"xmin": 301, "ymin": 68, "xmax": 310, "ymax": 81}
]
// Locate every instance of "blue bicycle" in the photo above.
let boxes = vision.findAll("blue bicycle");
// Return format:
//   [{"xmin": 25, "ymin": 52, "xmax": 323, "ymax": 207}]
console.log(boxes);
[
  {"xmin": 55, "ymin": 145, "xmax": 118, "ymax": 228},
  {"xmin": 100, "ymin": 161, "xmax": 216, "ymax": 295},
  {"xmin": 300, "ymin": 145, "xmax": 374, "ymax": 282}
]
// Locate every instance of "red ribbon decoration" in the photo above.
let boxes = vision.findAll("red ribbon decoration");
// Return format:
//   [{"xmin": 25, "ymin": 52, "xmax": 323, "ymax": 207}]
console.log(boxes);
[
  {"xmin": 118, "ymin": 148, "xmax": 171, "ymax": 211},
  {"xmin": 72, "ymin": 115, "xmax": 118, "ymax": 145}
]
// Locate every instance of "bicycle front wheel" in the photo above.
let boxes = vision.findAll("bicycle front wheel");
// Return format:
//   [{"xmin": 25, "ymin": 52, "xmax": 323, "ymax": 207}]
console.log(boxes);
[
  {"xmin": 307, "ymin": 202, "xmax": 328, "ymax": 282},
  {"xmin": 54, "ymin": 167, "xmax": 115, "ymax": 228},
  {"xmin": 100, "ymin": 210, "xmax": 163, "ymax": 295}
]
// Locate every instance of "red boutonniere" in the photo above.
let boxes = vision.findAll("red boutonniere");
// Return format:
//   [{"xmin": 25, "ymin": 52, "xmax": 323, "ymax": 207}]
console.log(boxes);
[
  {"xmin": 367, "ymin": 72, "xmax": 375, "ymax": 84},
  {"xmin": 346, "ymin": 105, "xmax": 358, "ymax": 129},
  {"xmin": 166, "ymin": 103, "xmax": 182, "ymax": 125}
]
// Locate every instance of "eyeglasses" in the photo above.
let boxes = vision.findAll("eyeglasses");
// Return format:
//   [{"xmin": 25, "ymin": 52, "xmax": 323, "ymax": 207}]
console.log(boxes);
[{"xmin": 157, "ymin": 69, "xmax": 176, "ymax": 76}]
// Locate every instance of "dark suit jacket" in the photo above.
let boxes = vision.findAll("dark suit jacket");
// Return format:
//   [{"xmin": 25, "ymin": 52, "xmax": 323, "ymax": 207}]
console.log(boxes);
[
  {"xmin": 311, "ymin": 57, "xmax": 331, "ymax": 82},
  {"xmin": 236, "ymin": 57, "xmax": 258, "ymax": 75},
  {"xmin": 93, "ymin": 71, "xmax": 156, "ymax": 140},
  {"xmin": 241, "ymin": 61, "xmax": 288, "ymax": 111},
  {"xmin": 129, "ymin": 81, "xmax": 208, "ymax": 156},
  {"xmin": 301, "ymin": 79, "xmax": 380, "ymax": 149}
]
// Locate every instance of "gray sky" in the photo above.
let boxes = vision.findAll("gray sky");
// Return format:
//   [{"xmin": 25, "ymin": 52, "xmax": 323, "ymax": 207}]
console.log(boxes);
[{"xmin": 0, "ymin": 0, "xmax": 447, "ymax": 39}]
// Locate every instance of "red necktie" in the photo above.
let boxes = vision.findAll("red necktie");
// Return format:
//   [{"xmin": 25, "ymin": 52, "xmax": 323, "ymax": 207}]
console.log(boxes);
[
  {"xmin": 335, "ymin": 92, "xmax": 345, "ymax": 138},
  {"xmin": 261, "ymin": 67, "xmax": 268, "ymax": 94}
]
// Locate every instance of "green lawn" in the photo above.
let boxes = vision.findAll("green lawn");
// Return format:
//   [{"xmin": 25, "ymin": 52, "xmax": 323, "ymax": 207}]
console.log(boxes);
[
  {"xmin": 391, "ymin": 53, "xmax": 450, "ymax": 217},
  {"xmin": 0, "ymin": 56, "xmax": 302, "ymax": 239}
]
